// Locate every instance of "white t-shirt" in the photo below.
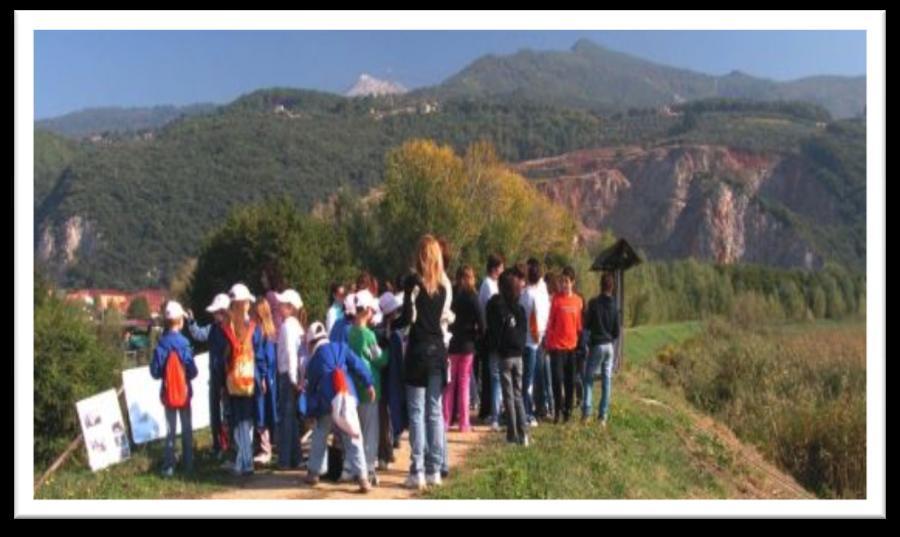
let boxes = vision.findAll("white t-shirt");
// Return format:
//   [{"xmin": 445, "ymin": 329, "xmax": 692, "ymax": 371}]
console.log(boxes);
[
  {"xmin": 478, "ymin": 275, "xmax": 499, "ymax": 321},
  {"xmin": 277, "ymin": 316, "xmax": 304, "ymax": 386},
  {"xmin": 520, "ymin": 278, "xmax": 551, "ymax": 347}
]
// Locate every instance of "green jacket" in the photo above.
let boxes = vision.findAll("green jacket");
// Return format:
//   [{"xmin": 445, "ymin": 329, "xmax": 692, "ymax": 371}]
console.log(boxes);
[{"xmin": 348, "ymin": 325, "xmax": 388, "ymax": 403}]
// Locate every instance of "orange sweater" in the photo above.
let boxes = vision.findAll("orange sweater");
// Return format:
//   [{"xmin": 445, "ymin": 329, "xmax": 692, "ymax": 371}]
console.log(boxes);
[{"xmin": 544, "ymin": 293, "xmax": 583, "ymax": 351}]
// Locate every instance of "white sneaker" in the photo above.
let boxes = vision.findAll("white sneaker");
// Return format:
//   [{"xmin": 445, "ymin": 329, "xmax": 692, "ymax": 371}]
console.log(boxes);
[
  {"xmin": 405, "ymin": 472, "xmax": 426, "ymax": 490},
  {"xmin": 490, "ymin": 422, "xmax": 500, "ymax": 432},
  {"xmin": 426, "ymin": 472, "xmax": 442, "ymax": 487},
  {"xmin": 523, "ymin": 435, "xmax": 531, "ymax": 447},
  {"xmin": 161, "ymin": 467, "xmax": 174, "ymax": 478},
  {"xmin": 339, "ymin": 470, "xmax": 354, "ymax": 482},
  {"xmin": 253, "ymin": 453, "xmax": 271, "ymax": 464},
  {"xmin": 528, "ymin": 417, "xmax": 539, "ymax": 427}
]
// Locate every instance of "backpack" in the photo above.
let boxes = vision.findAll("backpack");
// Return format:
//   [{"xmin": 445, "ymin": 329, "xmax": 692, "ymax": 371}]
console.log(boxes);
[
  {"xmin": 223, "ymin": 320, "xmax": 257, "ymax": 397},
  {"xmin": 162, "ymin": 348, "xmax": 189, "ymax": 408}
]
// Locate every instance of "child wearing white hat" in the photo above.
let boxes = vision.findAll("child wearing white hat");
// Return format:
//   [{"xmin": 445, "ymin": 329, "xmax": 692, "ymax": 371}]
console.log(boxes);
[{"xmin": 274, "ymin": 288, "xmax": 305, "ymax": 469}]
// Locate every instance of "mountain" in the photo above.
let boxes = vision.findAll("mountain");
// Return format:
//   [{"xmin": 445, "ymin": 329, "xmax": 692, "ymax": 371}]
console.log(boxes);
[
  {"xmin": 345, "ymin": 73, "xmax": 408, "ymax": 97},
  {"xmin": 35, "ymin": 103, "xmax": 219, "ymax": 139},
  {"xmin": 422, "ymin": 39, "xmax": 865, "ymax": 119}
]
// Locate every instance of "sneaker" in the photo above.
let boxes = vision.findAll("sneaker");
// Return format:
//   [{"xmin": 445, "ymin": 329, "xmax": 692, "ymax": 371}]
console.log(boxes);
[
  {"xmin": 358, "ymin": 476, "xmax": 372, "ymax": 493},
  {"xmin": 377, "ymin": 459, "xmax": 389, "ymax": 471},
  {"xmin": 220, "ymin": 460, "xmax": 235, "ymax": 470},
  {"xmin": 522, "ymin": 435, "xmax": 531, "ymax": 447},
  {"xmin": 161, "ymin": 467, "xmax": 174, "ymax": 478},
  {"xmin": 490, "ymin": 422, "xmax": 500, "ymax": 432},
  {"xmin": 253, "ymin": 453, "xmax": 271, "ymax": 464},
  {"xmin": 405, "ymin": 473, "xmax": 426, "ymax": 491},
  {"xmin": 369, "ymin": 472, "xmax": 380, "ymax": 487},
  {"xmin": 528, "ymin": 417, "xmax": 539, "ymax": 428},
  {"xmin": 241, "ymin": 469, "xmax": 255, "ymax": 476},
  {"xmin": 339, "ymin": 470, "xmax": 354, "ymax": 482},
  {"xmin": 441, "ymin": 469, "xmax": 449, "ymax": 479},
  {"xmin": 304, "ymin": 472, "xmax": 320, "ymax": 486},
  {"xmin": 426, "ymin": 472, "xmax": 442, "ymax": 487},
  {"xmin": 600, "ymin": 418, "xmax": 608, "ymax": 429}
]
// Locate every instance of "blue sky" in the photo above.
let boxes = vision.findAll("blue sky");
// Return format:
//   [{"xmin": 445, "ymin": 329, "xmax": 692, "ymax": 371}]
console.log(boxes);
[{"xmin": 34, "ymin": 30, "xmax": 866, "ymax": 120}]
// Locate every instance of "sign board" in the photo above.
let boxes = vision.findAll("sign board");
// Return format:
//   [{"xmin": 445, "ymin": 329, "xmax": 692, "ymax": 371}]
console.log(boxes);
[
  {"xmin": 76, "ymin": 389, "xmax": 131, "ymax": 471},
  {"xmin": 122, "ymin": 352, "xmax": 210, "ymax": 444}
]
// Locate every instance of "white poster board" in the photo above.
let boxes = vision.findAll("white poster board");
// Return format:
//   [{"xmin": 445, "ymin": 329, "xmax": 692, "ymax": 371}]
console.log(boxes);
[
  {"xmin": 122, "ymin": 352, "xmax": 210, "ymax": 444},
  {"xmin": 76, "ymin": 389, "xmax": 131, "ymax": 471}
]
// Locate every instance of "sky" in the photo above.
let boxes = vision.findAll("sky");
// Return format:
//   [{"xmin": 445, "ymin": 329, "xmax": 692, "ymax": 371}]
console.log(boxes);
[{"xmin": 33, "ymin": 30, "xmax": 866, "ymax": 120}]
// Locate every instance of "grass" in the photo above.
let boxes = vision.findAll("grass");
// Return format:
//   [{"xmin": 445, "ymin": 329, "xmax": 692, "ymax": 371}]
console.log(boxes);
[
  {"xmin": 654, "ymin": 318, "xmax": 866, "ymax": 498},
  {"xmin": 427, "ymin": 321, "xmax": 760, "ymax": 499},
  {"xmin": 35, "ymin": 430, "xmax": 234, "ymax": 499}
]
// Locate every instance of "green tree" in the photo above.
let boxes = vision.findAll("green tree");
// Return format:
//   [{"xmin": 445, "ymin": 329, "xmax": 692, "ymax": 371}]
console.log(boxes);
[{"xmin": 126, "ymin": 295, "xmax": 151, "ymax": 320}]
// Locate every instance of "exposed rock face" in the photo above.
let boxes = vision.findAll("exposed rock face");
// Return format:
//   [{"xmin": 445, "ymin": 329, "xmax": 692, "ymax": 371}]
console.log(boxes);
[
  {"xmin": 520, "ymin": 145, "xmax": 835, "ymax": 269},
  {"xmin": 36, "ymin": 214, "xmax": 99, "ymax": 276}
]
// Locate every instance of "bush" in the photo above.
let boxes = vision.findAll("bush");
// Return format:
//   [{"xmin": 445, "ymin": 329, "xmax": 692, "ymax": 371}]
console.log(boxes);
[{"xmin": 34, "ymin": 277, "xmax": 122, "ymax": 470}]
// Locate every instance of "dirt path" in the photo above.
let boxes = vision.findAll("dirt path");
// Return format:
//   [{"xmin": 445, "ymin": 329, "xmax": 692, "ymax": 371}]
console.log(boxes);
[{"xmin": 205, "ymin": 425, "xmax": 491, "ymax": 500}]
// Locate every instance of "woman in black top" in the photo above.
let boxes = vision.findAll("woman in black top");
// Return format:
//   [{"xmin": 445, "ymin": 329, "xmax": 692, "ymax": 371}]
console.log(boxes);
[
  {"xmin": 396, "ymin": 235, "xmax": 448, "ymax": 489},
  {"xmin": 485, "ymin": 267, "xmax": 529, "ymax": 446},
  {"xmin": 445, "ymin": 265, "xmax": 482, "ymax": 432}
]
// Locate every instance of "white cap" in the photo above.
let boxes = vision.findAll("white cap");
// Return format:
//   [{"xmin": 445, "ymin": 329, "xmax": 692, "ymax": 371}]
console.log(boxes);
[
  {"xmin": 354, "ymin": 289, "xmax": 378, "ymax": 312},
  {"xmin": 275, "ymin": 289, "xmax": 303, "ymax": 310},
  {"xmin": 229, "ymin": 283, "xmax": 255, "ymax": 303},
  {"xmin": 205, "ymin": 293, "xmax": 231, "ymax": 313},
  {"xmin": 164, "ymin": 300, "xmax": 186, "ymax": 320},
  {"xmin": 343, "ymin": 293, "xmax": 357, "ymax": 316},
  {"xmin": 379, "ymin": 292, "xmax": 403, "ymax": 316},
  {"xmin": 307, "ymin": 321, "xmax": 328, "ymax": 343}
]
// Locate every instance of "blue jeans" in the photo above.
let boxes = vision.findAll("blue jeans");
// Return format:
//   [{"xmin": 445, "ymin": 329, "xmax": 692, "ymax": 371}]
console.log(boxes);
[
  {"xmin": 233, "ymin": 418, "xmax": 254, "ymax": 473},
  {"xmin": 164, "ymin": 406, "xmax": 192, "ymax": 472},
  {"xmin": 307, "ymin": 412, "xmax": 366, "ymax": 479},
  {"xmin": 583, "ymin": 343, "xmax": 615, "ymax": 419},
  {"xmin": 406, "ymin": 371, "xmax": 444, "ymax": 476},
  {"xmin": 534, "ymin": 346, "xmax": 553, "ymax": 417},
  {"xmin": 522, "ymin": 345, "xmax": 539, "ymax": 420},
  {"xmin": 489, "ymin": 353, "xmax": 503, "ymax": 424},
  {"xmin": 277, "ymin": 374, "xmax": 301, "ymax": 469}
]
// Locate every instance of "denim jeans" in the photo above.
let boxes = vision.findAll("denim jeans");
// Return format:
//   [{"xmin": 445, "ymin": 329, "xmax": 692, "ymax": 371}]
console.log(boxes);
[
  {"xmin": 233, "ymin": 418, "xmax": 254, "ymax": 473},
  {"xmin": 489, "ymin": 353, "xmax": 503, "ymax": 425},
  {"xmin": 164, "ymin": 406, "xmax": 192, "ymax": 472},
  {"xmin": 358, "ymin": 401, "xmax": 379, "ymax": 474},
  {"xmin": 499, "ymin": 357, "xmax": 528, "ymax": 443},
  {"xmin": 533, "ymin": 346, "xmax": 553, "ymax": 417},
  {"xmin": 522, "ymin": 345, "xmax": 539, "ymax": 420},
  {"xmin": 277, "ymin": 374, "xmax": 301, "ymax": 468},
  {"xmin": 307, "ymin": 412, "xmax": 367, "ymax": 479},
  {"xmin": 583, "ymin": 343, "xmax": 615, "ymax": 419},
  {"xmin": 406, "ymin": 371, "xmax": 444, "ymax": 476}
]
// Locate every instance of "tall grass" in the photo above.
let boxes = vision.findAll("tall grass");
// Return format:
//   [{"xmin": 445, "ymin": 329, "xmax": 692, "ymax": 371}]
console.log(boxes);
[{"xmin": 655, "ymin": 319, "xmax": 866, "ymax": 498}]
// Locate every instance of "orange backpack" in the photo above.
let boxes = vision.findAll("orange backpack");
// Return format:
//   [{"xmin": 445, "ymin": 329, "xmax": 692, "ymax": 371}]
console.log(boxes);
[
  {"xmin": 224, "ymin": 320, "xmax": 257, "ymax": 397},
  {"xmin": 162, "ymin": 349, "xmax": 189, "ymax": 408}
]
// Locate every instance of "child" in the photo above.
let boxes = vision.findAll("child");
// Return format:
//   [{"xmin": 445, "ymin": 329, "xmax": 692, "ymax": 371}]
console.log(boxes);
[
  {"xmin": 325, "ymin": 282, "xmax": 346, "ymax": 335},
  {"xmin": 186, "ymin": 293, "xmax": 230, "ymax": 459},
  {"xmin": 303, "ymin": 322, "xmax": 376, "ymax": 493},
  {"xmin": 329, "ymin": 292, "xmax": 356, "ymax": 344},
  {"xmin": 582, "ymin": 272, "xmax": 620, "ymax": 426},
  {"xmin": 252, "ymin": 298, "xmax": 278, "ymax": 464},
  {"xmin": 376, "ymin": 290, "xmax": 404, "ymax": 470},
  {"xmin": 222, "ymin": 283, "xmax": 262, "ymax": 476},
  {"xmin": 485, "ymin": 268, "xmax": 529, "ymax": 445},
  {"xmin": 445, "ymin": 265, "xmax": 482, "ymax": 433},
  {"xmin": 544, "ymin": 266, "xmax": 584, "ymax": 424},
  {"xmin": 275, "ymin": 288, "xmax": 305, "ymax": 469},
  {"xmin": 150, "ymin": 301, "xmax": 198, "ymax": 477},
  {"xmin": 347, "ymin": 289, "xmax": 389, "ymax": 486}
]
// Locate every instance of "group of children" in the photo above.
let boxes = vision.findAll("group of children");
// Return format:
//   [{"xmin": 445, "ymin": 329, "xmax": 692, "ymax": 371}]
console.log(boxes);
[{"xmin": 150, "ymin": 235, "xmax": 620, "ymax": 494}]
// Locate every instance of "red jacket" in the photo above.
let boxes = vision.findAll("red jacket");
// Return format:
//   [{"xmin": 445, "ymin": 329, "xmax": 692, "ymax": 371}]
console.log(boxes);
[{"xmin": 544, "ymin": 293, "xmax": 583, "ymax": 351}]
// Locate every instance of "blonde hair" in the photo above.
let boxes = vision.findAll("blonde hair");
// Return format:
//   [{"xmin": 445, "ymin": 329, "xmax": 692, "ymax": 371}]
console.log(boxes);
[
  {"xmin": 254, "ymin": 299, "xmax": 277, "ymax": 340},
  {"xmin": 416, "ymin": 234, "xmax": 444, "ymax": 296}
]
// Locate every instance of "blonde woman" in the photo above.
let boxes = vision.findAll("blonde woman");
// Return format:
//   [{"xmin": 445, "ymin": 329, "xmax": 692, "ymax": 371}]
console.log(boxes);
[
  {"xmin": 252, "ymin": 297, "xmax": 278, "ymax": 464},
  {"xmin": 396, "ymin": 234, "xmax": 449, "ymax": 490}
]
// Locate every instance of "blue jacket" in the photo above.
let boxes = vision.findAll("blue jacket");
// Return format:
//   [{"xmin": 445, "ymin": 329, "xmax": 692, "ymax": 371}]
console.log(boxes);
[
  {"xmin": 305, "ymin": 341, "xmax": 374, "ymax": 418},
  {"xmin": 150, "ymin": 330, "xmax": 199, "ymax": 402},
  {"xmin": 329, "ymin": 317, "xmax": 351, "ymax": 345},
  {"xmin": 187, "ymin": 320, "xmax": 227, "ymax": 386},
  {"xmin": 255, "ymin": 334, "xmax": 278, "ymax": 428}
]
